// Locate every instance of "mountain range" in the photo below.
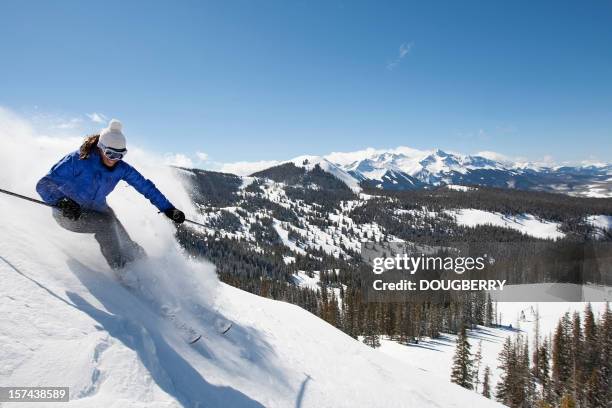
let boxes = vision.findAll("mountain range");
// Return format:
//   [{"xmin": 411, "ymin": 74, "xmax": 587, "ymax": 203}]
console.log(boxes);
[{"xmin": 243, "ymin": 147, "xmax": 612, "ymax": 197}]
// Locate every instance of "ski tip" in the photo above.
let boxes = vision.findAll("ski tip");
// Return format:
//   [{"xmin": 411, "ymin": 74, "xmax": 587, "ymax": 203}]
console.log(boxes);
[{"xmin": 188, "ymin": 335, "xmax": 202, "ymax": 344}]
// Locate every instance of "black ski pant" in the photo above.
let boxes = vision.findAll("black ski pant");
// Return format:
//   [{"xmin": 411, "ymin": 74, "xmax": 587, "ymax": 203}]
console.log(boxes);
[{"xmin": 53, "ymin": 207, "xmax": 145, "ymax": 269}]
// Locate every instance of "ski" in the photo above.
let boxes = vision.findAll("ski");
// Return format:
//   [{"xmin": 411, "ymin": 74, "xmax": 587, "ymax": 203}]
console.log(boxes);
[
  {"xmin": 220, "ymin": 322, "xmax": 233, "ymax": 335},
  {"xmin": 189, "ymin": 335, "xmax": 202, "ymax": 344},
  {"xmin": 170, "ymin": 315, "xmax": 234, "ymax": 344},
  {"xmin": 164, "ymin": 313, "xmax": 205, "ymax": 344},
  {"xmin": 115, "ymin": 274, "xmax": 232, "ymax": 345},
  {"xmin": 187, "ymin": 323, "xmax": 231, "ymax": 345}
]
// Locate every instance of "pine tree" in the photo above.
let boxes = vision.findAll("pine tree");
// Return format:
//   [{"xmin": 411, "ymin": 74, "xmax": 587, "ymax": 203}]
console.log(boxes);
[
  {"xmin": 537, "ymin": 337, "xmax": 553, "ymax": 405},
  {"xmin": 451, "ymin": 324, "xmax": 473, "ymax": 389},
  {"xmin": 514, "ymin": 335, "xmax": 527, "ymax": 407},
  {"xmin": 411, "ymin": 303, "xmax": 422, "ymax": 342},
  {"xmin": 583, "ymin": 303, "xmax": 598, "ymax": 373},
  {"xmin": 496, "ymin": 336, "xmax": 514, "ymax": 405},
  {"xmin": 552, "ymin": 313, "xmax": 572, "ymax": 400},
  {"xmin": 532, "ymin": 305, "xmax": 541, "ymax": 379},
  {"xmin": 482, "ymin": 366, "xmax": 491, "ymax": 399},
  {"xmin": 398, "ymin": 303, "xmax": 411, "ymax": 344},
  {"xmin": 362, "ymin": 305, "xmax": 381, "ymax": 348},
  {"xmin": 570, "ymin": 311, "xmax": 583, "ymax": 405},
  {"xmin": 585, "ymin": 302, "xmax": 611, "ymax": 408},
  {"xmin": 584, "ymin": 368, "xmax": 605, "ymax": 408},
  {"xmin": 495, "ymin": 333, "xmax": 534, "ymax": 407},
  {"xmin": 382, "ymin": 303, "xmax": 396, "ymax": 339},
  {"xmin": 473, "ymin": 292, "xmax": 486, "ymax": 325},
  {"xmin": 559, "ymin": 393, "xmax": 576, "ymax": 408},
  {"xmin": 521, "ymin": 336, "xmax": 536, "ymax": 407},
  {"xmin": 428, "ymin": 304, "xmax": 441, "ymax": 339},
  {"xmin": 601, "ymin": 303, "xmax": 611, "ymax": 406},
  {"xmin": 342, "ymin": 289, "xmax": 358, "ymax": 338},
  {"xmin": 473, "ymin": 340, "xmax": 483, "ymax": 392},
  {"xmin": 485, "ymin": 294, "xmax": 494, "ymax": 327}
]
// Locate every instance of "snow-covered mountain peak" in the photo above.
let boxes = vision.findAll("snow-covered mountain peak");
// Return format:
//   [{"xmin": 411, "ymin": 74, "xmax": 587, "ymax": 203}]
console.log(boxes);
[
  {"xmin": 463, "ymin": 155, "xmax": 503, "ymax": 170},
  {"xmin": 418, "ymin": 150, "xmax": 466, "ymax": 174},
  {"xmin": 285, "ymin": 155, "xmax": 362, "ymax": 193},
  {"xmin": 287, "ymin": 154, "xmax": 335, "ymax": 170}
]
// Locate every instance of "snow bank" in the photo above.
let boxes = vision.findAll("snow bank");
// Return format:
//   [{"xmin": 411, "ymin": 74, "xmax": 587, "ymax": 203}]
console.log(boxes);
[
  {"xmin": 447, "ymin": 209, "xmax": 565, "ymax": 240},
  {"xmin": 291, "ymin": 270, "xmax": 321, "ymax": 290},
  {"xmin": 445, "ymin": 184, "xmax": 475, "ymax": 192},
  {"xmin": 272, "ymin": 221, "xmax": 307, "ymax": 255},
  {"xmin": 587, "ymin": 215, "xmax": 612, "ymax": 231}
]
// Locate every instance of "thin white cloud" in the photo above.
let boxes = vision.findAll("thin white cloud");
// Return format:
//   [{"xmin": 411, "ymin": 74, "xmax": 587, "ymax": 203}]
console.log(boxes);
[
  {"xmin": 541, "ymin": 155, "xmax": 555, "ymax": 165},
  {"xmin": 195, "ymin": 151, "xmax": 209, "ymax": 162},
  {"xmin": 164, "ymin": 153, "xmax": 194, "ymax": 168},
  {"xmin": 399, "ymin": 43, "xmax": 412, "ymax": 58},
  {"xmin": 580, "ymin": 156, "xmax": 607, "ymax": 167},
  {"xmin": 218, "ymin": 160, "xmax": 280, "ymax": 176},
  {"xmin": 475, "ymin": 150, "xmax": 561, "ymax": 168},
  {"xmin": 161, "ymin": 151, "xmax": 209, "ymax": 168},
  {"xmin": 475, "ymin": 150, "xmax": 512, "ymax": 162},
  {"xmin": 325, "ymin": 147, "xmax": 383, "ymax": 165},
  {"xmin": 0, "ymin": 106, "xmax": 35, "ymax": 139},
  {"xmin": 387, "ymin": 42, "xmax": 413, "ymax": 70},
  {"xmin": 86, "ymin": 112, "xmax": 108, "ymax": 124},
  {"xmin": 55, "ymin": 117, "xmax": 83, "ymax": 129}
]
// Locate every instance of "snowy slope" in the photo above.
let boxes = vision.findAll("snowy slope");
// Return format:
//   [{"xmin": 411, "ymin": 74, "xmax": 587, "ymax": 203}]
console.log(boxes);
[
  {"xmin": 0, "ymin": 110, "xmax": 501, "ymax": 407},
  {"xmin": 377, "ymin": 302, "xmax": 607, "ymax": 390},
  {"xmin": 0, "ymin": 183, "xmax": 501, "ymax": 408},
  {"xmin": 446, "ymin": 209, "xmax": 565, "ymax": 240},
  {"xmin": 587, "ymin": 215, "xmax": 612, "ymax": 231}
]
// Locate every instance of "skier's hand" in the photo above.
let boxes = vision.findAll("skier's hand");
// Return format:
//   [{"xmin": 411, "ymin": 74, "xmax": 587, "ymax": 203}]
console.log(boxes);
[
  {"xmin": 164, "ymin": 208, "xmax": 185, "ymax": 224},
  {"xmin": 57, "ymin": 197, "xmax": 81, "ymax": 220}
]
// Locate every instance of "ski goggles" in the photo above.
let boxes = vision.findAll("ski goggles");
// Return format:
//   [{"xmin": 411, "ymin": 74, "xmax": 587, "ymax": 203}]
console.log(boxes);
[{"xmin": 98, "ymin": 143, "xmax": 127, "ymax": 161}]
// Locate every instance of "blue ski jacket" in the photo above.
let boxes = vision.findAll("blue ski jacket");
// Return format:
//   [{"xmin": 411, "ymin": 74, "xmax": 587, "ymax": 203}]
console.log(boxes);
[{"xmin": 36, "ymin": 148, "xmax": 174, "ymax": 213}]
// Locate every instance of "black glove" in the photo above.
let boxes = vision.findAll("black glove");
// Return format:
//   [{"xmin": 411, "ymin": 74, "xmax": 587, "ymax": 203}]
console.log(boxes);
[
  {"xmin": 164, "ymin": 208, "xmax": 185, "ymax": 224},
  {"xmin": 57, "ymin": 197, "xmax": 82, "ymax": 220}
]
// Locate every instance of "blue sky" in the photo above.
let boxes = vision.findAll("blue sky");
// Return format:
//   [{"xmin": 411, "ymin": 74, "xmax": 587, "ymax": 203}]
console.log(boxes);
[{"xmin": 1, "ymin": 0, "xmax": 611, "ymax": 167}]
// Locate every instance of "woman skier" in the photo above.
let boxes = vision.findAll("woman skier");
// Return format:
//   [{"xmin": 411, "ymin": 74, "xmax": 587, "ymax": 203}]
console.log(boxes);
[{"xmin": 36, "ymin": 119, "xmax": 185, "ymax": 269}]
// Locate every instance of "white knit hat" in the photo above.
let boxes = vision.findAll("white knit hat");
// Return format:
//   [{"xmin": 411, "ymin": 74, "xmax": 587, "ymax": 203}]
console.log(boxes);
[{"xmin": 99, "ymin": 119, "xmax": 126, "ymax": 150}]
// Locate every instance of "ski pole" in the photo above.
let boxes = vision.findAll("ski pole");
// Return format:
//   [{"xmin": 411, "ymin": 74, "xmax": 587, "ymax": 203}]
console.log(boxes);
[
  {"xmin": 0, "ymin": 188, "xmax": 54, "ymax": 207},
  {"xmin": 1, "ymin": 187, "xmax": 207, "ymax": 227},
  {"xmin": 182, "ymin": 218, "xmax": 208, "ymax": 228}
]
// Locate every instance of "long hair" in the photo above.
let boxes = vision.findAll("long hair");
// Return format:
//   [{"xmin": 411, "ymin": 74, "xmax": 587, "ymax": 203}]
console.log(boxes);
[{"xmin": 79, "ymin": 134, "xmax": 100, "ymax": 160}]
